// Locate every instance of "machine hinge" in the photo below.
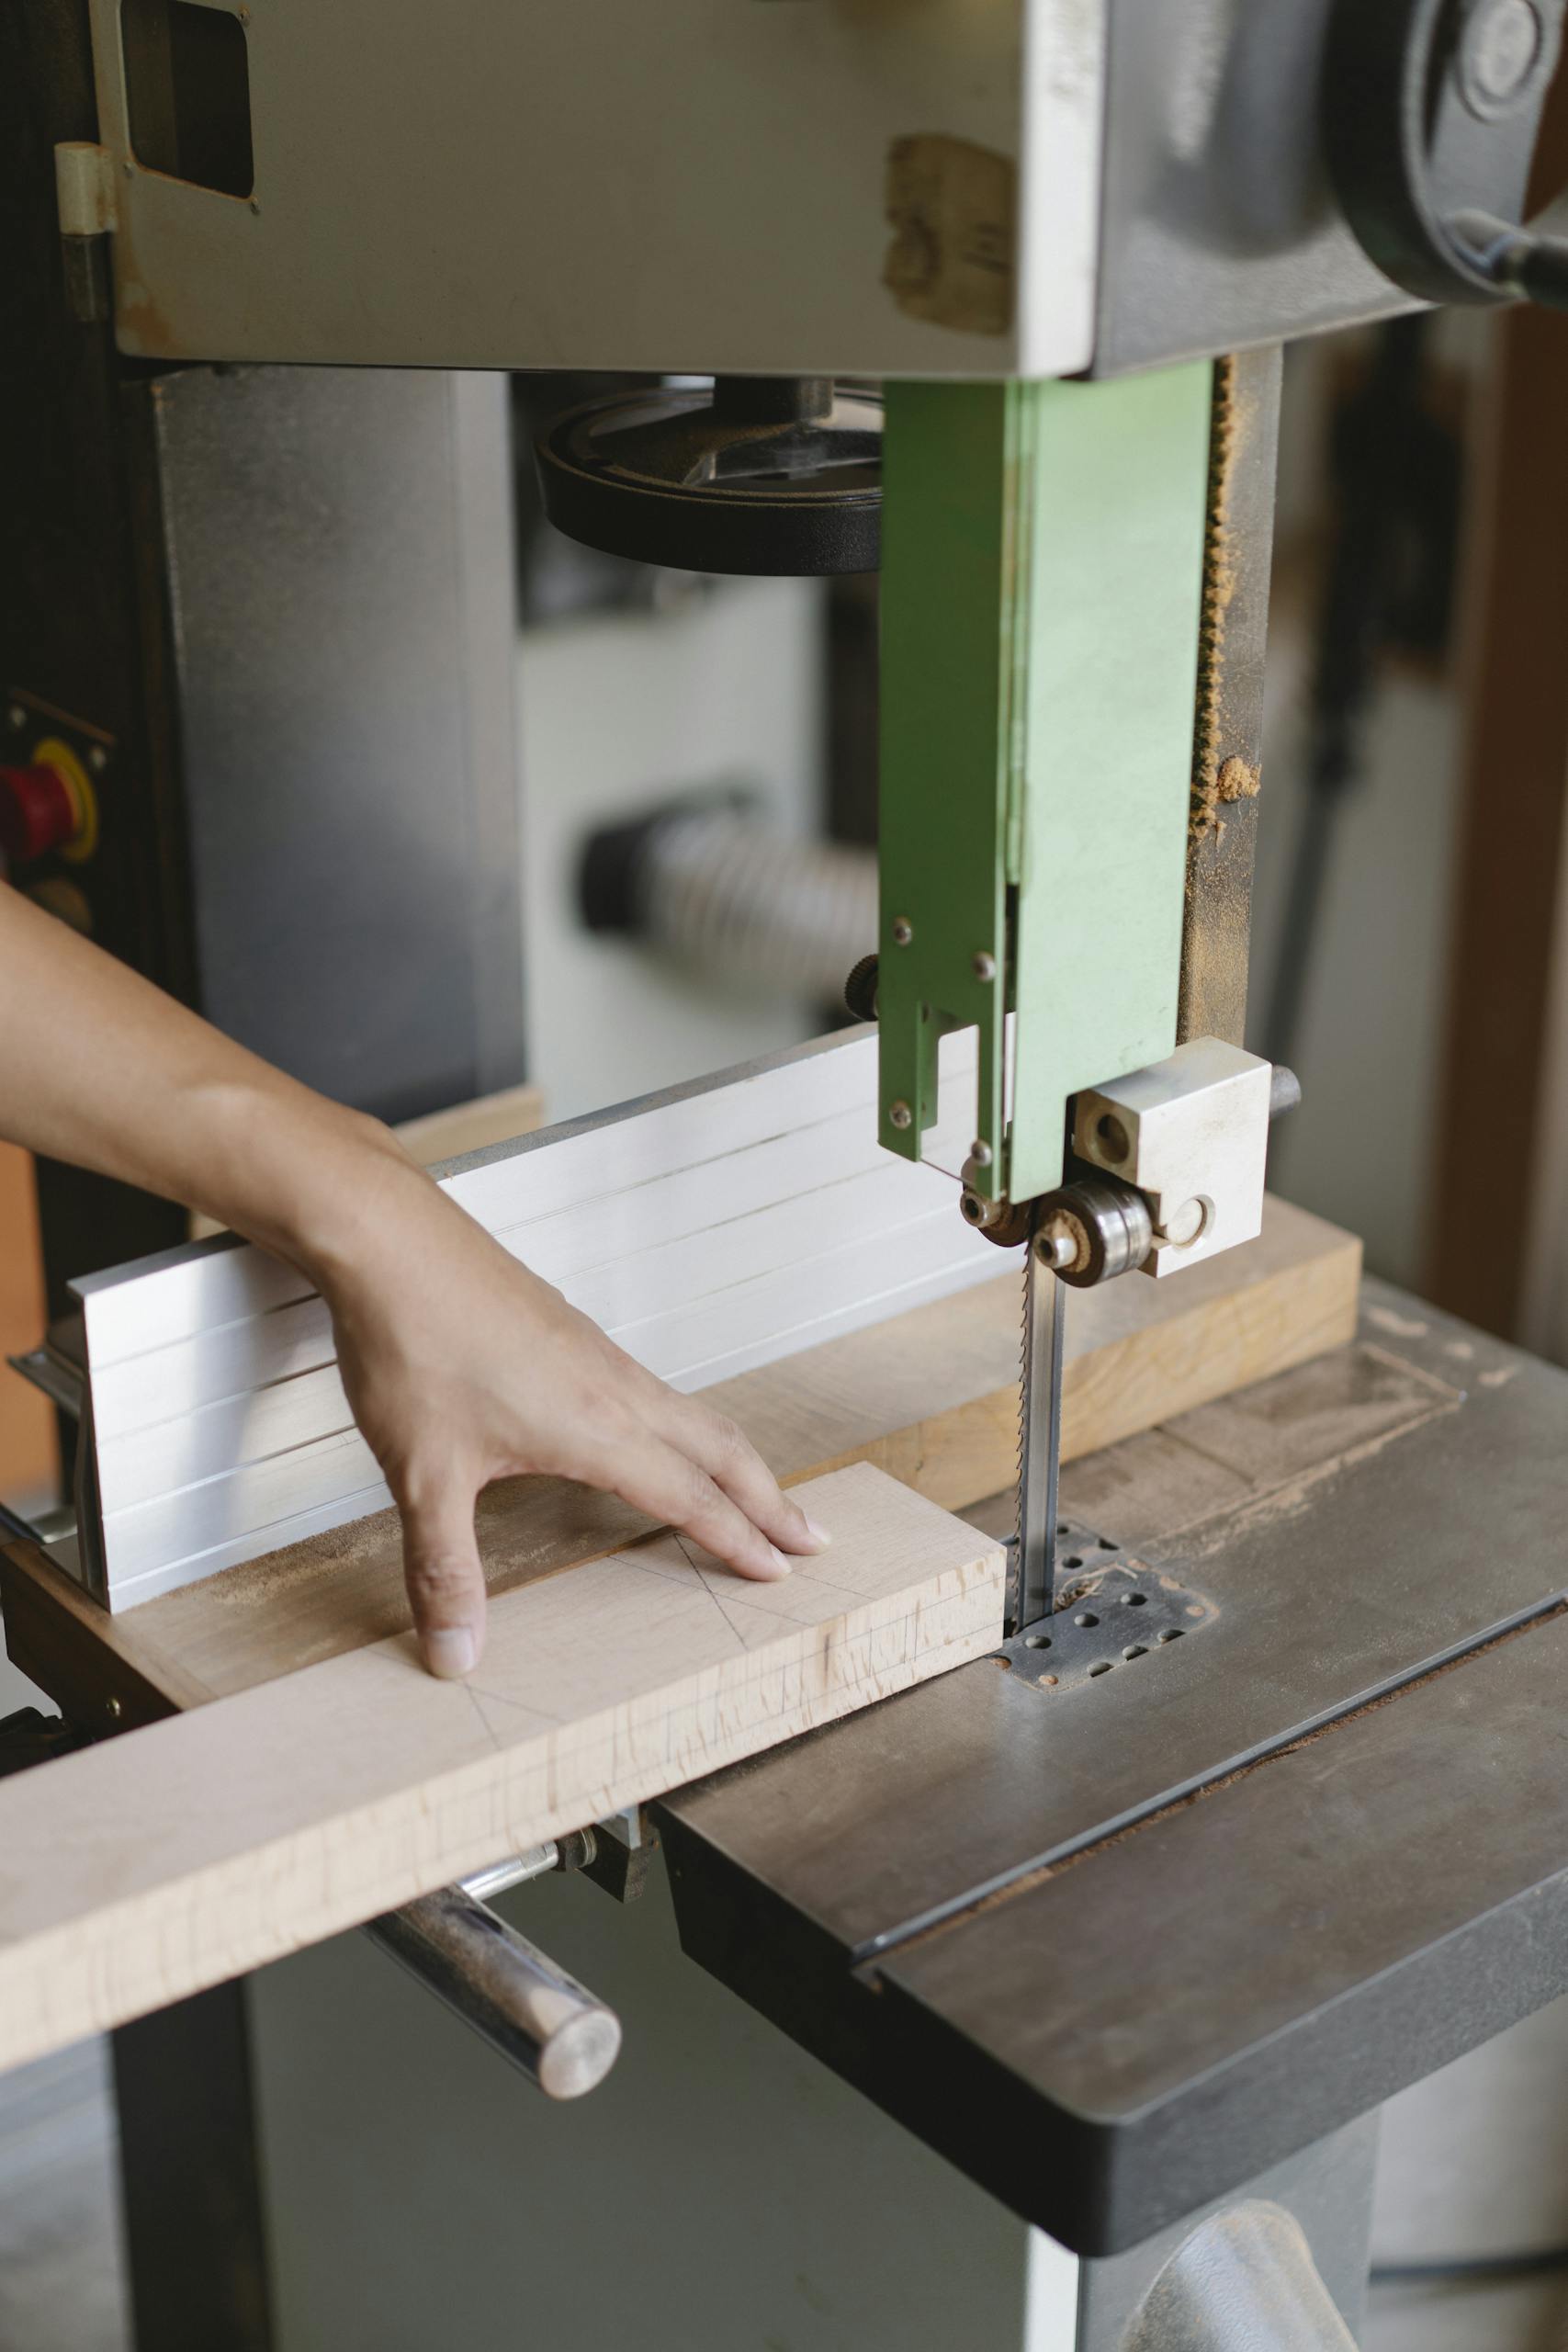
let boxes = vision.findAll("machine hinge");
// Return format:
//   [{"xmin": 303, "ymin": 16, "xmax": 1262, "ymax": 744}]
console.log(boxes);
[
  {"xmin": 55, "ymin": 141, "xmax": 118, "ymax": 238},
  {"xmin": 53, "ymin": 142, "xmax": 118, "ymax": 323}
]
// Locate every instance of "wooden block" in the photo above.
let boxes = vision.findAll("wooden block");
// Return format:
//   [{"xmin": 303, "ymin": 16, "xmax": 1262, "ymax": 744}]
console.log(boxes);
[
  {"xmin": 0, "ymin": 1142, "xmax": 55, "ymax": 1499},
  {"xmin": 0, "ymin": 1464, "xmax": 1003, "ymax": 2075},
  {"xmin": 1, "ymin": 1196, "xmax": 1359, "ymax": 1714}
]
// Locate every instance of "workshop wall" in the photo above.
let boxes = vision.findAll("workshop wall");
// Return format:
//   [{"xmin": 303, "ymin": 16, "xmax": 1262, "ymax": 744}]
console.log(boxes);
[
  {"xmin": 1253, "ymin": 323, "xmax": 1568, "ymax": 2352},
  {"xmin": 1247, "ymin": 324, "xmax": 1483, "ymax": 1300}
]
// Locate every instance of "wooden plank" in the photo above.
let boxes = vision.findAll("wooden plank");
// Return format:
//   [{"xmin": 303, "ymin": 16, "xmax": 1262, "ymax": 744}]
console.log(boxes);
[
  {"xmin": 0, "ymin": 1143, "xmax": 55, "ymax": 1500},
  {"xmin": 0, "ymin": 1464, "xmax": 1003, "ymax": 2076},
  {"xmin": 2, "ymin": 1196, "xmax": 1359, "ymax": 1715}
]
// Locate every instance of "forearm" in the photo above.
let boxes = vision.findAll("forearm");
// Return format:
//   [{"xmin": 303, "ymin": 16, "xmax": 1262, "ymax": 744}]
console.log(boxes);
[
  {"xmin": 1, "ymin": 882, "xmax": 823, "ymax": 1677},
  {"xmin": 0, "ymin": 881, "xmax": 416, "ymax": 1284}
]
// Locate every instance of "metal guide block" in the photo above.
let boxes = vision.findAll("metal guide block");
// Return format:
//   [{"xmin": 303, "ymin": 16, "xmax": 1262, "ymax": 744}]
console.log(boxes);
[{"xmin": 1075, "ymin": 1036, "xmax": 1271, "ymax": 1274}]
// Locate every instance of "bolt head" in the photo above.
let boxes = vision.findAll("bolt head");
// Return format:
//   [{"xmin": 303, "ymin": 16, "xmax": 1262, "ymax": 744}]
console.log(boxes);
[
  {"xmin": 891, "ymin": 916, "xmax": 913, "ymax": 947},
  {"xmin": 972, "ymin": 950, "xmax": 997, "ymax": 982},
  {"xmin": 87, "ymin": 744, "xmax": 108, "ymax": 773},
  {"xmin": 889, "ymin": 1099, "xmax": 913, "ymax": 1131},
  {"xmin": 7, "ymin": 707, "xmax": 26, "ymax": 729},
  {"xmin": 1461, "ymin": 0, "xmax": 1549, "ymax": 113},
  {"xmin": 968, "ymin": 1139, "xmax": 993, "ymax": 1169},
  {"xmin": 1035, "ymin": 1214, "xmax": 1086, "ymax": 1273}
]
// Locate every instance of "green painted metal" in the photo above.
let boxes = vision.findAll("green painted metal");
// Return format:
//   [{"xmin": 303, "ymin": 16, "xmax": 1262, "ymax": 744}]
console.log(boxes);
[{"xmin": 877, "ymin": 364, "xmax": 1213, "ymax": 1203}]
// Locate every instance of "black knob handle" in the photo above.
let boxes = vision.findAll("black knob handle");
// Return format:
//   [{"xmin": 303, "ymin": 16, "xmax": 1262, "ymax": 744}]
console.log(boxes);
[
  {"xmin": 843, "ymin": 952, "xmax": 880, "ymax": 1023},
  {"xmin": 1327, "ymin": 0, "xmax": 1568, "ymax": 310}
]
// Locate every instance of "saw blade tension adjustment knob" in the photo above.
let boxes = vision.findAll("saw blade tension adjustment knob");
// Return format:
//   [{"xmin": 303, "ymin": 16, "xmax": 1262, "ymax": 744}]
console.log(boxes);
[
  {"xmin": 843, "ymin": 953, "xmax": 880, "ymax": 1024},
  {"xmin": 1327, "ymin": 0, "xmax": 1568, "ymax": 309}
]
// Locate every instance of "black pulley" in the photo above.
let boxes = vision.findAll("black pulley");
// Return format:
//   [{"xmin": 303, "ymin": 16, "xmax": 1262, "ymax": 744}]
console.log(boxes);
[
  {"xmin": 535, "ymin": 376, "xmax": 882, "ymax": 577},
  {"xmin": 1326, "ymin": 0, "xmax": 1568, "ymax": 308}
]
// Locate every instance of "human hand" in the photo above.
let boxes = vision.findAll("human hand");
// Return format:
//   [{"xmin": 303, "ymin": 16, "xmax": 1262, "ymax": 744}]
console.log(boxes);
[
  {"xmin": 315, "ymin": 1148, "xmax": 829, "ymax": 1679},
  {"xmin": 0, "ymin": 888, "xmax": 824, "ymax": 1678}
]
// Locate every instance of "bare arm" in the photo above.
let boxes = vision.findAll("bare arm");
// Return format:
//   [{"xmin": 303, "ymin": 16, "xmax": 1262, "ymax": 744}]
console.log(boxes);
[{"xmin": 0, "ymin": 885, "xmax": 825, "ymax": 1675}]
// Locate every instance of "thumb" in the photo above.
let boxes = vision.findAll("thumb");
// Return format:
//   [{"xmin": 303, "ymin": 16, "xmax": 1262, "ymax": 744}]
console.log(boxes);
[{"xmin": 398, "ymin": 1475, "xmax": 487, "ymax": 1679}]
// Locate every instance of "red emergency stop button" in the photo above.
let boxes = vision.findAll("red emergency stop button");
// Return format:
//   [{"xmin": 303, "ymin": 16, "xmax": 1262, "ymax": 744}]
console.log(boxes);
[{"xmin": 0, "ymin": 742, "xmax": 96, "ymax": 866}]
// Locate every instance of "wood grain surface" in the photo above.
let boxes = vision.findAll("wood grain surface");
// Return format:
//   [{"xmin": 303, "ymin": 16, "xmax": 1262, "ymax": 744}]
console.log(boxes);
[
  {"xmin": 1, "ymin": 1196, "xmax": 1359, "ymax": 1721},
  {"xmin": 0, "ymin": 1464, "xmax": 1002, "ymax": 2075}
]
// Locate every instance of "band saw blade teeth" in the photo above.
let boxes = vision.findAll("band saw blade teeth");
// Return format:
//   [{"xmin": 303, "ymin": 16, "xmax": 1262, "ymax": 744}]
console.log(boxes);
[{"xmin": 1013, "ymin": 1243, "xmax": 1033, "ymax": 1621}]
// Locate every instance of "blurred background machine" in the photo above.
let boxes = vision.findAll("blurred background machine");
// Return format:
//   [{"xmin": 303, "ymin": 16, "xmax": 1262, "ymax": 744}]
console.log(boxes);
[{"xmin": 5, "ymin": 3, "xmax": 1568, "ymax": 2349}]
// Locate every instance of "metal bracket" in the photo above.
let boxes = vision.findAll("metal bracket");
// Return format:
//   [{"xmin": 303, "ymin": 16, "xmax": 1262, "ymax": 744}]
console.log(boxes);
[
  {"xmin": 53, "ymin": 143, "xmax": 118, "ymax": 240},
  {"xmin": 0, "ymin": 1705, "xmax": 91, "ymax": 1779},
  {"xmin": 7, "ymin": 1340, "xmax": 84, "ymax": 1420},
  {"xmin": 876, "ymin": 368, "xmax": 1213, "ymax": 1205}
]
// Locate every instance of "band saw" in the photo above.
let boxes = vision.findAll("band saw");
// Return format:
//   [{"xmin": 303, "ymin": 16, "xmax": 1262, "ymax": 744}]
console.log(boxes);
[{"xmin": 4, "ymin": 2, "xmax": 1568, "ymax": 2346}]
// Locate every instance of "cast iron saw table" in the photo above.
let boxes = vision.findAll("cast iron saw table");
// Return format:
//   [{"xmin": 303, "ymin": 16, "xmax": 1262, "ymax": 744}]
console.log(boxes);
[{"xmin": 656, "ymin": 1277, "xmax": 1568, "ymax": 2272}]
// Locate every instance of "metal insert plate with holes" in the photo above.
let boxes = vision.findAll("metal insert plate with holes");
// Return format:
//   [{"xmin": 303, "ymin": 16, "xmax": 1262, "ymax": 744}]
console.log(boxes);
[
  {"xmin": 657, "ymin": 1282, "xmax": 1568, "ymax": 2255},
  {"xmin": 1004, "ymin": 1523, "xmax": 1216, "ymax": 1692}
]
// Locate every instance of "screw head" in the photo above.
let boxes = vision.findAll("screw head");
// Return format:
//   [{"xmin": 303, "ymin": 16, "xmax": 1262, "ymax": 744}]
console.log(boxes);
[
  {"xmin": 890, "ymin": 916, "xmax": 913, "ymax": 947},
  {"xmin": 968, "ymin": 1139, "xmax": 993, "ymax": 1169},
  {"xmin": 87, "ymin": 743, "xmax": 108, "ymax": 773},
  {"xmin": 107, "ymin": 1696, "xmax": 122, "ymax": 1720},
  {"xmin": 1036, "ymin": 1208, "xmax": 1091, "ymax": 1274},
  {"xmin": 972, "ymin": 950, "xmax": 997, "ymax": 982},
  {"xmin": 7, "ymin": 707, "xmax": 26, "ymax": 729},
  {"xmin": 1461, "ymin": 0, "xmax": 1547, "ymax": 112},
  {"xmin": 888, "ymin": 1099, "xmax": 913, "ymax": 1131}
]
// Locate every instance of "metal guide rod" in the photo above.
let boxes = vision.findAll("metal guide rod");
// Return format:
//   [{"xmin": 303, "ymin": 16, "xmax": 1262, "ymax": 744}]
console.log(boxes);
[
  {"xmin": 1014, "ymin": 1241, "xmax": 1066, "ymax": 1634},
  {"xmin": 366, "ymin": 1871, "xmax": 622, "ymax": 2101}
]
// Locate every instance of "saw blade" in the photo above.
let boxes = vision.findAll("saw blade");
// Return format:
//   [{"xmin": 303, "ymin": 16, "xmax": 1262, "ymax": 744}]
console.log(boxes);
[{"xmin": 1014, "ymin": 1224, "xmax": 1066, "ymax": 1634}]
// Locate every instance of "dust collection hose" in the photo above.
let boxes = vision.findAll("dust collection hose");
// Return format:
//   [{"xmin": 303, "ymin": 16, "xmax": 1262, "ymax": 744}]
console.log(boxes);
[{"xmin": 580, "ymin": 800, "xmax": 876, "ymax": 1003}]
